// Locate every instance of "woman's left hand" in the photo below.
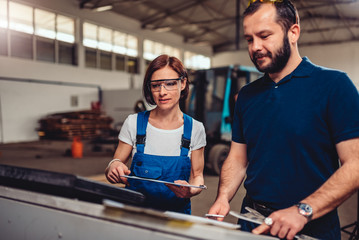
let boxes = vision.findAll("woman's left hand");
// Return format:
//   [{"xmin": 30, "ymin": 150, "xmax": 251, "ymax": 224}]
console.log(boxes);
[{"xmin": 166, "ymin": 180, "xmax": 192, "ymax": 198}]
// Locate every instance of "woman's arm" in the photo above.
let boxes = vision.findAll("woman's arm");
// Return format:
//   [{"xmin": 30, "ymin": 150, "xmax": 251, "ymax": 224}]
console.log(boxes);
[
  {"xmin": 105, "ymin": 140, "xmax": 133, "ymax": 185},
  {"xmin": 167, "ymin": 147, "xmax": 205, "ymax": 198},
  {"xmin": 188, "ymin": 147, "xmax": 205, "ymax": 196}
]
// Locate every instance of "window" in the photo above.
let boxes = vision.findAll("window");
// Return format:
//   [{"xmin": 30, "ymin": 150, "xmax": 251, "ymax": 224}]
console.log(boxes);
[
  {"xmin": 115, "ymin": 54, "xmax": 125, "ymax": 71},
  {"xmin": 85, "ymin": 48, "xmax": 97, "ymax": 68},
  {"xmin": 126, "ymin": 35, "xmax": 138, "ymax": 57},
  {"xmin": 0, "ymin": 0, "xmax": 7, "ymax": 55},
  {"xmin": 98, "ymin": 27, "xmax": 112, "ymax": 52},
  {"xmin": 128, "ymin": 57, "xmax": 138, "ymax": 74},
  {"xmin": 143, "ymin": 39, "xmax": 181, "ymax": 61},
  {"xmin": 184, "ymin": 51, "xmax": 211, "ymax": 70},
  {"xmin": 59, "ymin": 42, "xmax": 76, "ymax": 65},
  {"xmin": 56, "ymin": 15, "xmax": 74, "ymax": 43},
  {"xmin": 100, "ymin": 51, "xmax": 112, "ymax": 70},
  {"xmin": 9, "ymin": 2, "xmax": 33, "ymax": 34},
  {"xmin": 113, "ymin": 31, "xmax": 126, "ymax": 54},
  {"xmin": 83, "ymin": 22, "xmax": 98, "ymax": 48},
  {"xmin": 143, "ymin": 39, "xmax": 182, "ymax": 70},
  {"xmin": 83, "ymin": 21, "xmax": 139, "ymax": 73},
  {"xmin": 0, "ymin": 28, "xmax": 7, "ymax": 56},
  {"xmin": 35, "ymin": 9, "xmax": 55, "ymax": 39},
  {"xmin": 2, "ymin": 1, "xmax": 76, "ymax": 64},
  {"xmin": 0, "ymin": 0, "xmax": 8, "ymax": 29},
  {"xmin": 36, "ymin": 37, "xmax": 55, "ymax": 62},
  {"xmin": 11, "ymin": 30, "xmax": 32, "ymax": 59}
]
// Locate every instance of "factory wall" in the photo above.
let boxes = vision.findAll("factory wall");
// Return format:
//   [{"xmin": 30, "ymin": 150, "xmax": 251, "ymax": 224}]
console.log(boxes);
[
  {"xmin": 0, "ymin": 0, "xmax": 212, "ymax": 143},
  {"xmin": 4, "ymin": 0, "xmax": 358, "ymax": 143},
  {"xmin": 0, "ymin": 54, "xmax": 136, "ymax": 144}
]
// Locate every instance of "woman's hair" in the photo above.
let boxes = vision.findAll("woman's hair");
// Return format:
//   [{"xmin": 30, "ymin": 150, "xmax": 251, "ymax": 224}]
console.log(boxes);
[
  {"xmin": 244, "ymin": 0, "xmax": 299, "ymax": 33},
  {"xmin": 143, "ymin": 54, "xmax": 189, "ymax": 105}
]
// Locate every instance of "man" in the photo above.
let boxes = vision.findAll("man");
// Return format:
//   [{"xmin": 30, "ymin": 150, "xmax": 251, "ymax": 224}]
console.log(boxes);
[{"xmin": 208, "ymin": 0, "xmax": 359, "ymax": 239}]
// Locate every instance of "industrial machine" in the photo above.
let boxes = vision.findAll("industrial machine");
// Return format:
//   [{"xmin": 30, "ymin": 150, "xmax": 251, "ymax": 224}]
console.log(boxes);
[
  {"xmin": 185, "ymin": 65, "xmax": 261, "ymax": 175},
  {"xmin": 0, "ymin": 164, "xmax": 277, "ymax": 240}
]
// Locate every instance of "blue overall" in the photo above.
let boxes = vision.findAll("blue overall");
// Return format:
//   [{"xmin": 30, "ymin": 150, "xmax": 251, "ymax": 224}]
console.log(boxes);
[{"xmin": 127, "ymin": 111, "xmax": 193, "ymax": 214}]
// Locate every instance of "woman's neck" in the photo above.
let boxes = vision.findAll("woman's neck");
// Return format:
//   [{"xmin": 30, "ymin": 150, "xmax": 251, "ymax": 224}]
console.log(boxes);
[{"xmin": 149, "ymin": 107, "xmax": 183, "ymax": 130}]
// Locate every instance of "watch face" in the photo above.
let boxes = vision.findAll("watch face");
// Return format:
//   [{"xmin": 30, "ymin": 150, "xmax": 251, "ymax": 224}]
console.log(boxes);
[{"xmin": 298, "ymin": 203, "xmax": 313, "ymax": 217}]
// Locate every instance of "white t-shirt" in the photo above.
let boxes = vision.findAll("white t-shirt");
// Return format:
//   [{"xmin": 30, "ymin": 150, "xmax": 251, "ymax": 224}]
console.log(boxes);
[{"xmin": 119, "ymin": 113, "xmax": 206, "ymax": 158}]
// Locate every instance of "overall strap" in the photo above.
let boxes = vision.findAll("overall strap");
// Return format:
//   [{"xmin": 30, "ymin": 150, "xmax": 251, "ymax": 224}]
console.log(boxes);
[
  {"xmin": 136, "ymin": 111, "xmax": 150, "ymax": 153},
  {"xmin": 180, "ymin": 113, "xmax": 193, "ymax": 156}
]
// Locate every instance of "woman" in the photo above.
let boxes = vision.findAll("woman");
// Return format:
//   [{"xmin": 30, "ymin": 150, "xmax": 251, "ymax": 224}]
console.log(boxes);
[{"xmin": 105, "ymin": 54, "xmax": 206, "ymax": 214}]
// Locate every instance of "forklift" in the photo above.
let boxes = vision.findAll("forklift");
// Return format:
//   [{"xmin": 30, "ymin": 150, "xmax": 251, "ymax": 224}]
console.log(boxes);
[{"xmin": 183, "ymin": 65, "xmax": 261, "ymax": 175}]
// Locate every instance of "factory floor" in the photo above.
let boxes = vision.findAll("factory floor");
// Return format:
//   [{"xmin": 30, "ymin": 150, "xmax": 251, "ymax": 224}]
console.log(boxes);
[{"xmin": 0, "ymin": 140, "xmax": 357, "ymax": 240}]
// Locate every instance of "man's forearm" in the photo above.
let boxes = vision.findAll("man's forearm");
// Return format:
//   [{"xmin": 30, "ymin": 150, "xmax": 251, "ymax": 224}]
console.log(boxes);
[
  {"xmin": 217, "ymin": 155, "xmax": 247, "ymax": 203},
  {"xmin": 302, "ymin": 158, "xmax": 359, "ymax": 220}
]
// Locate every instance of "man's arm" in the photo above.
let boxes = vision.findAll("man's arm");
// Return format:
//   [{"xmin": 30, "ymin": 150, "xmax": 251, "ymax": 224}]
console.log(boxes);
[
  {"xmin": 208, "ymin": 141, "xmax": 248, "ymax": 219},
  {"xmin": 303, "ymin": 137, "xmax": 359, "ymax": 218},
  {"xmin": 253, "ymin": 137, "xmax": 359, "ymax": 239}
]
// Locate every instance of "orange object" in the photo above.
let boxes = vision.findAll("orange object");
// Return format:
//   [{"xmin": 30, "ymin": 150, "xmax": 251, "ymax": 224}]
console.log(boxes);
[{"xmin": 72, "ymin": 136, "xmax": 83, "ymax": 158}]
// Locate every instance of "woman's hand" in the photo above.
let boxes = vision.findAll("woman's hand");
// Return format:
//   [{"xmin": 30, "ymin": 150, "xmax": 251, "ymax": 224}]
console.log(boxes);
[
  {"xmin": 166, "ymin": 180, "xmax": 202, "ymax": 198},
  {"xmin": 106, "ymin": 160, "xmax": 131, "ymax": 185},
  {"xmin": 166, "ymin": 180, "xmax": 192, "ymax": 198},
  {"xmin": 105, "ymin": 141, "xmax": 133, "ymax": 185}
]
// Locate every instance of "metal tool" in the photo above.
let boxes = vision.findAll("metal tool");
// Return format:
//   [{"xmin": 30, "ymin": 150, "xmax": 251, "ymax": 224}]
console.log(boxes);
[
  {"xmin": 205, "ymin": 214, "xmax": 225, "ymax": 218},
  {"xmin": 120, "ymin": 175, "xmax": 208, "ymax": 189},
  {"xmin": 229, "ymin": 207, "xmax": 319, "ymax": 240}
]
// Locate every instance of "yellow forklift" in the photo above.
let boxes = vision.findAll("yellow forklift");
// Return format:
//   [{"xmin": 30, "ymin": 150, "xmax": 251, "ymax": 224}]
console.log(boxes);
[{"xmin": 184, "ymin": 65, "xmax": 261, "ymax": 175}]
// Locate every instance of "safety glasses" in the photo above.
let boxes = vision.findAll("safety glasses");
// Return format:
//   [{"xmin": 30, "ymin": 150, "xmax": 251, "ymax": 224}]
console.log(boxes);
[
  {"xmin": 248, "ymin": 0, "xmax": 297, "ymax": 24},
  {"xmin": 149, "ymin": 77, "xmax": 183, "ymax": 92},
  {"xmin": 248, "ymin": 0, "xmax": 283, "ymax": 5}
]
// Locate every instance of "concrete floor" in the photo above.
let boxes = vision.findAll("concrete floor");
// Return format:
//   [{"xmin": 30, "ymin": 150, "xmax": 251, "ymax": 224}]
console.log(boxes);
[{"xmin": 0, "ymin": 140, "xmax": 357, "ymax": 239}]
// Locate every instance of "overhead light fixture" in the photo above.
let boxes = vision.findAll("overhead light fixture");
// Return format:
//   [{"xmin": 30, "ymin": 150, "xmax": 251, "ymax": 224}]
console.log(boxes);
[
  {"xmin": 93, "ymin": 5, "xmax": 113, "ymax": 12},
  {"xmin": 154, "ymin": 26, "xmax": 172, "ymax": 33}
]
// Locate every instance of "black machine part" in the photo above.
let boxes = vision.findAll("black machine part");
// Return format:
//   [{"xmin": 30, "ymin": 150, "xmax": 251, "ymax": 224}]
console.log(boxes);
[{"xmin": 0, "ymin": 164, "xmax": 145, "ymax": 206}]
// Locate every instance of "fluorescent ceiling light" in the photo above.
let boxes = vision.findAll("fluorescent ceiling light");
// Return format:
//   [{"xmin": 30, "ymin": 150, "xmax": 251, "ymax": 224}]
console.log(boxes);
[
  {"xmin": 154, "ymin": 26, "xmax": 172, "ymax": 33},
  {"xmin": 93, "ymin": 5, "xmax": 113, "ymax": 12}
]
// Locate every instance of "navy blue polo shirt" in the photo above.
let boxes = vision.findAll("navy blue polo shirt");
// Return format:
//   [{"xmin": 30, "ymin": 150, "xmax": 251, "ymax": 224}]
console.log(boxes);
[{"xmin": 233, "ymin": 57, "xmax": 359, "ymax": 209}]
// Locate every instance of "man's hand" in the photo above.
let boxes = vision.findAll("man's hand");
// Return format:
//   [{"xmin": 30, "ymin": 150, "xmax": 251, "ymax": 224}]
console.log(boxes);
[
  {"xmin": 207, "ymin": 197, "xmax": 231, "ymax": 221},
  {"xmin": 252, "ymin": 206, "xmax": 308, "ymax": 240}
]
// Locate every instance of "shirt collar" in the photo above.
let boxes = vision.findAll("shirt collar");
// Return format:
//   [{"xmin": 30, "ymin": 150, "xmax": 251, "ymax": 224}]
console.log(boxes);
[{"xmin": 261, "ymin": 57, "xmax": 314, "ymax": 86}]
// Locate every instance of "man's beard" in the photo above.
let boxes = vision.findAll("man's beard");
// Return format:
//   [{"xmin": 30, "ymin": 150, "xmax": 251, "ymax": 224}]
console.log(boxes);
[{"xmin": 251, "ymin": 34, "xmax": 291, "ymax": 74}]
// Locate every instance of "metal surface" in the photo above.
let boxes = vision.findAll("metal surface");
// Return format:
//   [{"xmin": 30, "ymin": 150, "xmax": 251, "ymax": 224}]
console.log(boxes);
[{"xmin": 0, "ymin": 186, "xmax": 278, "ymax": 240}]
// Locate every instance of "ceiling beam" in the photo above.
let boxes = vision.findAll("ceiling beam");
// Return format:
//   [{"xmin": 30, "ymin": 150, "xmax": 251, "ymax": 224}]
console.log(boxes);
[
  {"xmin": 299, "ymin": 37, "xmax": 359, "ymax": 47},
  {"xmin": 301, "ymin": 23, "xmax": 359, "ymax": 34},
  {"xmin": 296, "ymin": 0, "xmax": 357, "ymax": 11},
  {"xmin": 79, "ymin": 0, "xmax": 93, "ymax": 9},
  {"xmin": 141, "ymin": 0, "xmax": 207, "ymax": 28},
  {"xmin": 301, "ymin": 14, "xmax": 359, "ymax": 22}
]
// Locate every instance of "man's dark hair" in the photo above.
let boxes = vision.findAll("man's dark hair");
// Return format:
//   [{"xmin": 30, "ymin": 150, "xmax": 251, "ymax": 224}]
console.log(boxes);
[{"xmin": 244, "ymin": 0, "xmax": 299, "ymax": 33}]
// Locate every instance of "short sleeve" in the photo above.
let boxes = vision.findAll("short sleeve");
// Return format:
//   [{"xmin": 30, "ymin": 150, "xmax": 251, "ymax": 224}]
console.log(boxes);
[
  {"xmin": 327, "ymin": 73, "xmax": 359, "ymax": 143},
  {"xmin": 118, "ymin": 114, "xmax": 137, "ymax": 147},
  {"xmin": 191, "ymin": 119, "xmax": 206, "ymax": 151},
  {"xmin": 232, "ymin": 92, "xmax": 245, "ymax": 143}
]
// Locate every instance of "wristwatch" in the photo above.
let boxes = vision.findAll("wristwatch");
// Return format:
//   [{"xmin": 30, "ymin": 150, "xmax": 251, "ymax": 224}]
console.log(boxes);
[{"xmin": 296, "ymin": 203, "xmax": 313, "ymax": 221}]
